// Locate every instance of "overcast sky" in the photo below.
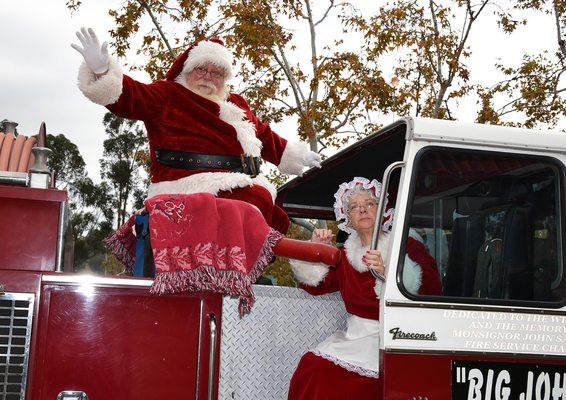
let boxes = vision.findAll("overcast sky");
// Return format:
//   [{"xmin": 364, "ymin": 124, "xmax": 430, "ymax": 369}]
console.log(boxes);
[{"xmin": 0, "ymin": 1, "xmax": 561, "ymax": 182}]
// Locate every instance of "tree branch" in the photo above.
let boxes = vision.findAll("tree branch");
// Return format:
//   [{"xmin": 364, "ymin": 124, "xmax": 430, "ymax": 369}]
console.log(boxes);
[
  {"xmin": 331, "ymin": 95, "xmax": 364, "ymax": 130},
  {"xmin": 205, "ymin": 24, "xmax": 235, "ymax": 40},
  {"xmin": 264, "ymin": 5, "xmax": 308, "ymax": 109},
  {"xmin": 554, "ymin": 0, "xmax": 566, "ymax": 59},
  {"xmin": 136, "ymin": 0, "xmax": 175, "ymax": 57},
  {"xmin": 317, "ymin": 138, "xmax": 328, "ymax": 152},
  {"xmin": 241, "ymin": 85, "xmax": 295, "ymax": 109},
  {"xmin": 271, "ymin": 50, "xmax": 306, "ymax": 117},
  {"xmin": 432, "ymin": 0, "xmax": 489, "ymax": 117},
  {"xmin": 428, "ymin": 0, "xmax": 443, "ymax": 81},
  {"xmin": 305, "ymin": 0, "xmax": 320, "ymax": 110},
  {"xmin": 444, "ymin": 99, "xmax": 453, "ymax": 119},
  {"xmin": 156, "ymin": 1, "xmax": 185, "ymax": 18},
  {"xmin": 315, "ymin": 0, "xmax": 335, "ymax": 26},
  {"xmin": 448, "ymin": 0, "xmax": 489, "ymax": 85}
]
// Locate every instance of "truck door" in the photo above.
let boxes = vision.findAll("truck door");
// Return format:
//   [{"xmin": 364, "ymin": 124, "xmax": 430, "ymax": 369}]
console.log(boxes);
[
  {"xmin": 32, "ymin": 277, "xmax": 222, "ymax": 400},
  {"xmin": 382, "ymin": 145, "xmax": 566, "ymax": 400}
]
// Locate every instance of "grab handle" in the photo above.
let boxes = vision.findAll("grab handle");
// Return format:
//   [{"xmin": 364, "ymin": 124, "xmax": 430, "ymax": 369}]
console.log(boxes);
[
  {"xmin": 370, "ymin": 161, "xmax": 405, "ymax": 280},
  {"xmin": 207, "ymin": 314, "xmax": 217, "ymax": 400}
]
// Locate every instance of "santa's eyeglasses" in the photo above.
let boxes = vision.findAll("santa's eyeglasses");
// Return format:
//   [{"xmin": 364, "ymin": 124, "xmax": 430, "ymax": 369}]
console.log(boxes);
[{"xmin": 193, "ymin": 66, "xmax": 226, "ymax": 79}]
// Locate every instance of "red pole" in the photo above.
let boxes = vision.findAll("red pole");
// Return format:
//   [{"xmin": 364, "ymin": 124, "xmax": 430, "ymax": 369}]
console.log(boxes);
[{"xmin": 273, "ymin": 238, "xmax": 341, "ymax": 267}]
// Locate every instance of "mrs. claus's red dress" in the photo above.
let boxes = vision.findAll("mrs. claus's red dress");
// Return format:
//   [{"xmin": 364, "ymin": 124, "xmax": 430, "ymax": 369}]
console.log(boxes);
[{"xmin": 288, "ymin": 231, "xmax": 441, "ymax": 400}]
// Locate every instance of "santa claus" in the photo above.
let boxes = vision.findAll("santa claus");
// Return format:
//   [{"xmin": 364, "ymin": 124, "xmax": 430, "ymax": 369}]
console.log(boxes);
[{"xmin": 72, "ymin": 27, "xmax": 320, "ymax": 234}]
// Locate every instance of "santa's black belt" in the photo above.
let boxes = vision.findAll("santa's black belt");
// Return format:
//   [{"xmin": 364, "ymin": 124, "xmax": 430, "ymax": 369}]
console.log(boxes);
[{"xmin": 155, "ymin": 149, "xmax": 262, "ymax": 178}]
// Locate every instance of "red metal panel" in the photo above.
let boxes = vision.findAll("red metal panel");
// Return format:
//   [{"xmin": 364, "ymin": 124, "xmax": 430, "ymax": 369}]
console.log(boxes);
[
  {"xmin": 382, "ymin": 351, "xmax": 566, "ymax": 400},
  {"xmin": 0, "ymin": 270, "xmax": 41, "ymax": 293},
  {"xmin": 0, "ymin": 271, "xmax": 42, "ymax": 400},
  {"xmin": 33, "ymin": 283, "xmax": 222, "ymax": 400},
  {"xmin": 0, "ymin": 185, "xmax": 66, "ymax": 271},
  {"xmin": 0, "ymin": 185, "xmax": 66, "ymax": 202}
]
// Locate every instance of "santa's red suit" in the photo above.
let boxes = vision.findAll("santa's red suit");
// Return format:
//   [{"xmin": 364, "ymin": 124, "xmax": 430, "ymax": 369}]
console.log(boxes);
[
  {"xmin": 77, "ymin": 39, "xmax": 314, "ymax": 234},
  {"xmin": 288, "ymin": 231, "xmax": 441, "ymax": 400}
]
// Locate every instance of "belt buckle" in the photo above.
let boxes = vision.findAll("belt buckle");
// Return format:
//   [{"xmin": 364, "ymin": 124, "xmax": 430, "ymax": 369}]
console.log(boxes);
[{"xmin": 240, "ymin": 154, "xmax": 258, "ymax": 178}]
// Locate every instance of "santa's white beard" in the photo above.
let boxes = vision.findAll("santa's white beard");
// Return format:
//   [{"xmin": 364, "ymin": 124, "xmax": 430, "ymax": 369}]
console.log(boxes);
[{"xmin": 176, "ymin": 76, "xmax": 228, "ymax": 103}]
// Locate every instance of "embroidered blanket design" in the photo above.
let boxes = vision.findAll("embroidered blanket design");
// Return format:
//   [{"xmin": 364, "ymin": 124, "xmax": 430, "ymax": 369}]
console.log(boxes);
[{"xmin": 105, "ymin": 193, "xmax": 283, "ymax": 314}]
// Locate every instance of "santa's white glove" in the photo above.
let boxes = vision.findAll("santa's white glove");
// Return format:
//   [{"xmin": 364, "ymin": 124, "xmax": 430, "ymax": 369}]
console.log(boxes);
[
  {"xmin": 303, "ymin": 150, "xmax": 322, "ymax": 168},
  {"xmin": 71, "ymin": 27, "xmax": 109, "ymax": 75}
]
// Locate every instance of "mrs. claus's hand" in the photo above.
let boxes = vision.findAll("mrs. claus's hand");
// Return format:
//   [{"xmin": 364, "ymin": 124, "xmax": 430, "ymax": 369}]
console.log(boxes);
[
  {"xmin": 311, "ymin": 229, "xmax": 333, "ymax": 245},
  {"xmin": 363, "ymin": 249, "xmax": 386, "ymax": 276}
]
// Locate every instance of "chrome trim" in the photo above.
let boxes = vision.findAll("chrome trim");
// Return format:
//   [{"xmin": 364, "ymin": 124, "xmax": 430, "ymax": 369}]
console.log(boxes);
[
  {"xmin": 57, "ymin": 391, "xmax": 89, "ymax": 400},
  {"xmin": 371, "ymin": 161, "xmax": 405, "ymax": 281},
  {"xmin": 2, "ymin": 121, "xmax": 18, "ymax": 134},
  {"xmin": 412, "ymin": 132, "xmax": 566, "ymax": 154},
  {"xmin": 195, "ymin": 299, "xmax": 204, "ymax": 399},
  {"xmin": 208, "ymin": 314, "xmax": 217, "ymax": 400},
  {"xmin": 290, "ymin": 218, "xmax": 316, "ymax": 232},
  {"xmin": 29, "ymin": 146, "xmax": 52, "ymax": 174},
  {"xmin": 55, "ymin": 201, "xmax": 67, "ymax": 272},
  {"xmin": 386, "ymin": 300, "xmax": 566, "ymax": 316},
  {"xmin": 0, "ymin": 171, "xmax": 28, "ymax": 186},
  {"xmin": 402, "ymin": 116, "xmax": 415, "ymax": 140},
  {"xmin": 552, "ymin": 175, "xmax": 563, "ymax": 289},
  {"xmin": 0, "ymin": 292, "xmax": 35, "ymax": 400},
  {"xmin": 42, "ymin": 274, "xmax": 153, "ymax": 287},
  {"xmin": 283, "ymin": 203, "xmax": 334, "ymax": 212},
  {"xmin": 385, "ymin": 347, "xmax": 566, "ymax": 360}
]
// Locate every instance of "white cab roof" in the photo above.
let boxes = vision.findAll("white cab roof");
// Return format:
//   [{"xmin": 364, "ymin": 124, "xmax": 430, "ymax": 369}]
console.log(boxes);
[{"xmin": 407, "ymin": 117, "xmax": 566, "ymax": 154}]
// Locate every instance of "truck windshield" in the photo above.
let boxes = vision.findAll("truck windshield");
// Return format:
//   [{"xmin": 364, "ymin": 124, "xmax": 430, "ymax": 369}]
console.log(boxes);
[{"xmin": 400, "ymin": 146, "xmax": 566, "ymax": 305}]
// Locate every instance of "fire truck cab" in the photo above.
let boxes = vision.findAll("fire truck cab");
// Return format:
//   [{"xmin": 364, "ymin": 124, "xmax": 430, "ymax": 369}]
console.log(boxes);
[
  {"xmin": 0, "ymin": 117, "xmax": 565, "ymax": 400},
  {"xmin": 279, "ymin": 117, "xmax": 566, "ymax": 400}
]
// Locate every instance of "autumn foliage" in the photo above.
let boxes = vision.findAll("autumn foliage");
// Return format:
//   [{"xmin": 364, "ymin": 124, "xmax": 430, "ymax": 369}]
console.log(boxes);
[{"xmin": 65, "ymin": 0, "xmax": 565, "ymax": 279}]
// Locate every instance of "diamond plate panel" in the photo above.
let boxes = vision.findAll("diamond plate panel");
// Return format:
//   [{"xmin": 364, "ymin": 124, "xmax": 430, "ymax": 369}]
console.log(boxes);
[{"xmin": 219, "ymin": 285, "xmax": 347, "ymax": 400}]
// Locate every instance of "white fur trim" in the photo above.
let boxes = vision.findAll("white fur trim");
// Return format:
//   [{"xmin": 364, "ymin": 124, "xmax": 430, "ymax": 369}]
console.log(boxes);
[
  {"xmin": 409, "ymin": 228, "xmax": 424, "ymax": 243},
  {"xmin": 345, "ymin": 232, "xmax": 390, "ymax": 299},
  {"xmin": 403, "ymin": 256, "xmax": 423, "ymax": 295},
  {"xmin": 344, "ymin": 231, "xmax": 390, "ymax": 273},
  {"xmin": 290, "ymin": 259, "xmax": 330, "ymax": 286},
  {"xmin": 344, "ymin": 232, "xmax": 370, "ymax": 273},
  {"xmin": 374, "ymin": 279, "xmax": 383, "ymax": 299},
  {"xmin": 218, "ymin": 101, "xmax": 262, "ymax": 157},
  {"xmin": 182, "ymin": 40, "xmax": 233, "ymax": 79},
  {"xmin": 277, "ymin": 141, "xmax": 309, "ymax": 175},
  {"xmin": 77, "ymin": 57, "xmax": 123, "ymax": 106},
  {"xmin": 251, "ymin": 175, "xmax": 277, "ymax": 202},
  {"xmin": 147, "ymin": 171, "xmax": 276, "ymax": 202}
]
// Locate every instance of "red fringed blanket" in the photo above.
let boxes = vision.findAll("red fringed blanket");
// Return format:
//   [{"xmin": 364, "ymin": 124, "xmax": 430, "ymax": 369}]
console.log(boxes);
[{"xmin": 105, "ymin": 193, "xmax": 283, "ymax": 314}]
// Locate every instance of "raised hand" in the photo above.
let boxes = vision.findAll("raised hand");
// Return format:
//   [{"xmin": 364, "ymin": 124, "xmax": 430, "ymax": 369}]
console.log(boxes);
[
  {"xmin": 311, "ymin": 229, "xmax": 334, "ymax": 245},
  {"xmin": 71, "ymin": 27, "xmax": 109, "ymax": 74}
]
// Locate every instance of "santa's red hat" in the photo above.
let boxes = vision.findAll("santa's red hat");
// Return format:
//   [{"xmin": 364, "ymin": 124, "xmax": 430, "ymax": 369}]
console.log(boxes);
[{"xmin": 165, "ymin": 38, "xmax": 233, "ymax": 81}]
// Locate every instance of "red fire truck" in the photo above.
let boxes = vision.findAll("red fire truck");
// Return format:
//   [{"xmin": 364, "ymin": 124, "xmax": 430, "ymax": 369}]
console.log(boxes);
[{"xmin": 1, "ymin": 117, "xmax": 565, "ymax": 400}]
